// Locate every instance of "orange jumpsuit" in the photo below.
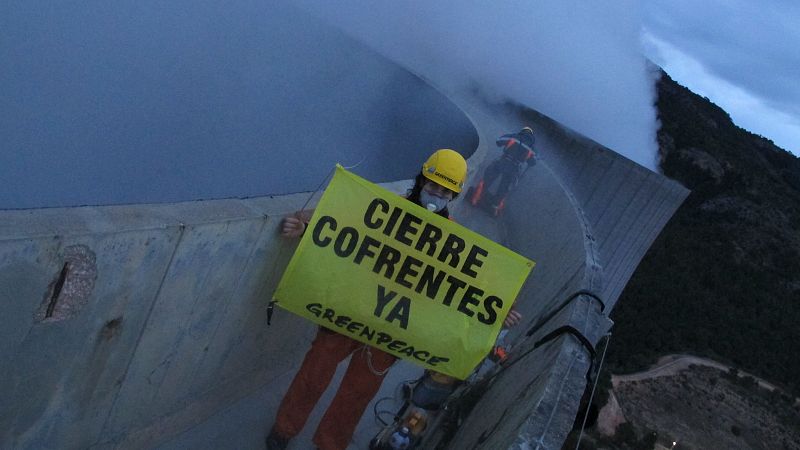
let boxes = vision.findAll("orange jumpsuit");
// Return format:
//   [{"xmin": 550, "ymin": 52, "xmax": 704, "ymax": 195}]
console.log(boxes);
[{"xmin": 272, "ymin": 327, "xmax": 397, "ymax": 450}]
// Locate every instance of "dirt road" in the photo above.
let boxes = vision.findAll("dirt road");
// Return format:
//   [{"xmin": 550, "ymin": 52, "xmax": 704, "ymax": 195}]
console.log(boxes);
[{"xmin": 612, "ymin": 354, "xmax": 798, "ymax": 406}]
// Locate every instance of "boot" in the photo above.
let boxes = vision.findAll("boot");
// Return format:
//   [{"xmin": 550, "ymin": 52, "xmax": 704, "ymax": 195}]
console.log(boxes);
[{"xmin": 265, "ymin": 430, "xmax": 290, "ymax": 450}]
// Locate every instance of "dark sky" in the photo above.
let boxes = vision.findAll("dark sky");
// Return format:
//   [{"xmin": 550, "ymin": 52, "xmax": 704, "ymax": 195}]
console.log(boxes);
[{"xmin": 0, "ymin": 1, "xmax": 476, "ymax": 209}]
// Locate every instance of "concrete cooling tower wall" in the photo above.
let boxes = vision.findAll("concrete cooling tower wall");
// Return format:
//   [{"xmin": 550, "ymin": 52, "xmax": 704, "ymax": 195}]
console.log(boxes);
[
  {"xmin": 428, "ymin": 97, "xmax": 689, "ymax": 449},
  {"xmin": 0, "ymin": 92, "xmax": 687, "ymax": 450},
  {"xmin": 0, "ymin": 6, "xmax": 688, "ymax": 447}
]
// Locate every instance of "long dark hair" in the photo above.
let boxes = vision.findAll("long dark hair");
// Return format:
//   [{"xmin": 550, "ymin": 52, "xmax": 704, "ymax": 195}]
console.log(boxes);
[{"xmin": 406, "ymin": 173, "xmax": 457, "ymax": 219}]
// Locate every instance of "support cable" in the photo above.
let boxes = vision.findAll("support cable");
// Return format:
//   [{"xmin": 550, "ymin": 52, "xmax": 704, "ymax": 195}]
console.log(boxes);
[{"xmin": 575, "ymin": 333, "xmax": 612, "ymax": 450}]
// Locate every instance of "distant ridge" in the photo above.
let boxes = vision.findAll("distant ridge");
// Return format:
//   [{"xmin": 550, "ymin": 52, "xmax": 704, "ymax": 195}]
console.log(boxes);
[{"xmin": 608, "ymin": 69, "xmax": 800, "ymax": 396}]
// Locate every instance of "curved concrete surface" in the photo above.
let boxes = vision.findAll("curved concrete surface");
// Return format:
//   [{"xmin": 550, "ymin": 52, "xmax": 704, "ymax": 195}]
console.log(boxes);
[
  {"xmin": 1, "ymin": 1, "xmax": 476, "ymax": 209},
  {"xmin": 0, "ymin": 17, "xmax": 688, "ymax": 450},
  {"xmin": 0, "ymin": 95, "xmax": 687, "ymax": 450},
  {"xmin": 426, "ymin": 95, "xmax": 688, "ymax": 449}
]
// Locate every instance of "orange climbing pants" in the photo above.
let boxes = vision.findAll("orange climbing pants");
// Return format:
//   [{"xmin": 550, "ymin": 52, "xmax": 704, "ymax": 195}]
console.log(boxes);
[{"xmin": 273, "ymin": 328, "xmax": 397, "ymax": 450}]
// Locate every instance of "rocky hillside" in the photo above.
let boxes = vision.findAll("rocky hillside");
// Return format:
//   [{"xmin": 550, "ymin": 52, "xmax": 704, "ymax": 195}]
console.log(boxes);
[
  {"xmin": 610, "ymin": 364, "xmax": 798, "ymax": 450},
  {"xmin": 606, "ymin": 70, "xmax": 800, "ymax": 395}
]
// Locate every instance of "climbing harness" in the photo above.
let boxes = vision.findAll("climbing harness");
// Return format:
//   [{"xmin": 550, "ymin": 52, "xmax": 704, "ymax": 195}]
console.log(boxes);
[{"xmin": 364, "ymin": 345, "xmax": 397, "ymax": 377}]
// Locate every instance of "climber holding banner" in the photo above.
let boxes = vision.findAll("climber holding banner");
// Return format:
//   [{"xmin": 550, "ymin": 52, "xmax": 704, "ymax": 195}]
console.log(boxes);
[
  {"xmin": 268, "ymin": 149, "xmax": 533, "ymax": 450},
  {"xmin": 276, "ymin": 164, "xmax": 532, "ymax": 376}
]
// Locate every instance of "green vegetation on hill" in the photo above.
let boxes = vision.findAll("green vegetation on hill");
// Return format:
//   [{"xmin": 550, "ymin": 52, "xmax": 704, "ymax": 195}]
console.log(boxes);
[{"xmin": 606, "ymin": 70, "xmax": 800, "ymax": 396}]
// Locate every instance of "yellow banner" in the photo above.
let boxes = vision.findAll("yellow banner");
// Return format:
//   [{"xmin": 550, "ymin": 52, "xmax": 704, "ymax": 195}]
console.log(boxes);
[{"xmin": 273, "ymin": 166, "xmax": 534, "ymax": 379}]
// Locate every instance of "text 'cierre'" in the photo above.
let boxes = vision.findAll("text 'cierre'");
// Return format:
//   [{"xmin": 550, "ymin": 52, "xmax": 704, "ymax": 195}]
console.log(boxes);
[{"xmin": 310, "ymin": 198, "xmax": 504, "ymax": 329}]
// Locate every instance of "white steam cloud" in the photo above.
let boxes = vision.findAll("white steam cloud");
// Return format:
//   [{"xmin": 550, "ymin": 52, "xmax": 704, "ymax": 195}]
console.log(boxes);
[{"xmin": 295, "ymin": 0, "xmax": 659, "ymax": 170}]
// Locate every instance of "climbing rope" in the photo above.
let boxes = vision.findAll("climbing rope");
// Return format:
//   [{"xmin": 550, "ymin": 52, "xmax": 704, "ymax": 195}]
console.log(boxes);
[{"xmin": 575, "ymin": 333, "xmax": 612, "ymax": 450}]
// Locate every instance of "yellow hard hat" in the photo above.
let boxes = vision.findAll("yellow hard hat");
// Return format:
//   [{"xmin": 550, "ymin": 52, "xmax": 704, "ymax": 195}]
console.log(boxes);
[{"xmin": 421, "ymin": 149, "xmax": 467, "ymax": 193}]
